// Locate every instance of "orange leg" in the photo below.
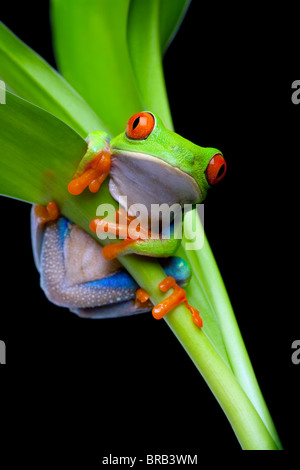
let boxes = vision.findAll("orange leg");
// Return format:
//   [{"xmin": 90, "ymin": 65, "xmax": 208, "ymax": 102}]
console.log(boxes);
[
  {"xmin": 114, "ymin": 209, "xmax": 136, "ymax": 226},
  {"xmin": 90, "ymin": 209, "xmax": 152, "ymax": 260},
  {"xmin": 152, "ymin": 276, "xmax": 203, "ymax": 328},
  {"xmin": 90, "ymin": 214, "xmax": 137, "ymax": 260},
  {"xmin": 90, "ymin": 217, "xmax": 132, "ymax": 239},
  {"xmin": 102, "ymin": 239, "xmax": 137, "ymax": 261},
  {"xmin": 68, "ymin": 150, "xmax": 111, "ymax": 195},
  {"xmin": 91, "ymin": 209, "xmax": 150, "ymax": 239},
  {"xmin": 34, "ymin": 202, "xmax": 60, "ymax": 224}
]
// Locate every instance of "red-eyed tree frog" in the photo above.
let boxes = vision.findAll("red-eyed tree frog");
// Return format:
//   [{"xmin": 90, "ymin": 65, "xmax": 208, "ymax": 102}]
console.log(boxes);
[{"xmin": 34, "ymin": 112, "xmax": 226, "ymax": 325}]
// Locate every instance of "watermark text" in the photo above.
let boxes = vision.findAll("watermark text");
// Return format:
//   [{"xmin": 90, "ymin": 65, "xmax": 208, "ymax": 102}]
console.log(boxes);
[
  {"xmin": 0, "ymin": 80, "xmax": 6, "ymax": 104},
  {"xmin": 0, "ymin": 340, "xmax": 6, "ymax": 364},
  {"xmin": 93, "ymin": 198, "xmax": 204, "ymax": 250}
]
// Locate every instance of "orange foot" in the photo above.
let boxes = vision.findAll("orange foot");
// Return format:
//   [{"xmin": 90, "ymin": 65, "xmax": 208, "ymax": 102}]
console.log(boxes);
[
  {"xmin": 136, "ymin": 288, "xmax": 150, "ymax": 304},
  {"xmin": 68, "ymin": 149, "xmax": 111, "ymax": 195},
  {"xmin": 89, "ymin": 209, "xmax": 151, "ymax": 260},
  {"xmin": 34, "ymin": 202, "xmax": 60, "ymax": 224},
  {"xmin": 152, "ymin": 276, "xmax": 203, "ymax": 328}
]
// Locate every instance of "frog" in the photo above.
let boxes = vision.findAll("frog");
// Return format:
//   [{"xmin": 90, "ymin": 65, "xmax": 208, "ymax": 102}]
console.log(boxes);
[
  {"xmin": 35, "ymin": 112, "xmax": 226, "ymax": 325},
  {"xmin": 31, "ymin": 208, "xmax": 192, "ymax": 319}
]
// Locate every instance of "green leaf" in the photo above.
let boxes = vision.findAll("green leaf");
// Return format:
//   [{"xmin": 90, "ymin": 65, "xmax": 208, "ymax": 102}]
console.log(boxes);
[
  {"xmin": 127, "ymin": 0, "xmax": 173, "ymax": 129},
  {"xmin": 126, "ymin": 0, "xmax": 191, "ymax": 129},
  {"xmin": 0, "ymin": 22, "xmax": 107, "ymax": 137},
  {"xmin": 50, "ymin": 0, "xmax": 190, "ymax": 133},
  {"xmin": 50, "ymin": 0, "xmax": 144, "ymax": 135},
  {"xmin": 0, "ymin": 87, "xmax": 85, "ymax": 204}
]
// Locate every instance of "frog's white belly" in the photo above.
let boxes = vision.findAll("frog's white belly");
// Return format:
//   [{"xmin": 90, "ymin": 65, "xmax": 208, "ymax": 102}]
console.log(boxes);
[{"xmin": 109, "ymin": 151, "xmax": 201, "ymax": 222}]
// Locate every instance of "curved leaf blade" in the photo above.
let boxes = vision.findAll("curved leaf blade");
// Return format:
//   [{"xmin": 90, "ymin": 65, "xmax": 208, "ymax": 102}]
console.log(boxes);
[
  {"xmin": 0, "ymin": 21, "xmax": 107, "ymax": 137},
  {"xmin": 127, "ymin": 0, "xmax": 173, "ymax": 129},
  {"xmin": 127, "ymin": 0, "xmax": 190, "ymax": 129},
  {"xmin": 0, "ymin": 87, "xmax": 86, "ymax": 204},
  {"xmin": 50, "ymin": 0, "xmax": 144, "ymax": 135}
]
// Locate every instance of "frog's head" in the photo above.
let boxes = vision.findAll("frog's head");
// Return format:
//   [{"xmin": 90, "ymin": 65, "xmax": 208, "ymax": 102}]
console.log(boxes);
[{"xmin": 109, "ymin": 112, "xmax": 226, "ymax": 211}]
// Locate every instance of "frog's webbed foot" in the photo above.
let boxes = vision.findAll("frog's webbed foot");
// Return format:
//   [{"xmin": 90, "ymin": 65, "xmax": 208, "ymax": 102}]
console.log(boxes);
[
  {"xmin": 90, "ymin": 209, "xmax": 180, "ymax": 260},
  {"xmin": 34, "ymin": 202, "xmax": 60, "ymax": 224},
  {"xmin": 151, "ymin": 276, "xmax": 203, "ymax": 328},
  {"xmin": 68, "ymin": 132, "xmax": 111, "ymax": 195}
]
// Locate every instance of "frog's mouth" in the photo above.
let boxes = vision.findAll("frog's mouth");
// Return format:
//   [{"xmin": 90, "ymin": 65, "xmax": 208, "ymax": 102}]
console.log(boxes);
[{"xmin": 109, "ymin": 150, "xmax": 201, "ymax": 221}]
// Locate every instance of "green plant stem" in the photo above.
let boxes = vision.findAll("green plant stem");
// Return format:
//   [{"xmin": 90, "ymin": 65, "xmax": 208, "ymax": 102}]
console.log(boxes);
[
  {"xmin": 165, "ymin": 313, "xmax": 279, "ymax": 450},
  {"xmin": 175, "ymin": 245, "xmax": 231, "ymax": 368},
  {"xmin": 182, "ymin": 208, "xmax": 282, "ymax": 449},
  {"xmin": 118, "ymin": 255, "xmax": 278, "ymax": 450}
]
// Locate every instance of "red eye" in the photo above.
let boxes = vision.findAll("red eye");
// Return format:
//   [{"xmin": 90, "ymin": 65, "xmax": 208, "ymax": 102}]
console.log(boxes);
[
  {"xmin": 126, "ymin": 112, "xmax": 155, "ymax": 140},
  {"xmin": 206, "ymin": 154, "xmax": 227, "ymax": 185}
]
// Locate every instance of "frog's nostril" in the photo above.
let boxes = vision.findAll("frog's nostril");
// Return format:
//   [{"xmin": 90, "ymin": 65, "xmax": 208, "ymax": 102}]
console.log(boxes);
[{"xmin": 206, "ymin": 154, "xmax": 227, "ymax": 185}]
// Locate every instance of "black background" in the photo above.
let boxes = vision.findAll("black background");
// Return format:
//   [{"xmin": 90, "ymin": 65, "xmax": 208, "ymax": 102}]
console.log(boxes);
[{"xmin": 0, "ymin": 0, "xmax": 298, "ymax": 460}]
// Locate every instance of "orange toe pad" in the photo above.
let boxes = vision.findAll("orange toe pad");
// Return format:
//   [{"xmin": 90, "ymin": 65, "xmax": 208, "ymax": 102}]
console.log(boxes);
[
  {"xmin": 35, "ymin": 202, "xmax": 60, "ymax": 224},
  {"xmin": 152, "ymin": 276, "xmax": 203, "ymax": 328}
]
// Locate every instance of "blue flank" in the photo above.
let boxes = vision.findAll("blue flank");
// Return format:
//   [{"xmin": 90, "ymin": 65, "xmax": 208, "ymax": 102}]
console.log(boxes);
[
  {"xmin": 85, "ymin": 271, "xmax": 137, "ymax": 289},
  {"xmin": 58, "ymin": 216, "xmax": 72, "ymax": 250},
  {"xmin": 85, "ymin": 256, "xmax": 191, "ymax": 289}
]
